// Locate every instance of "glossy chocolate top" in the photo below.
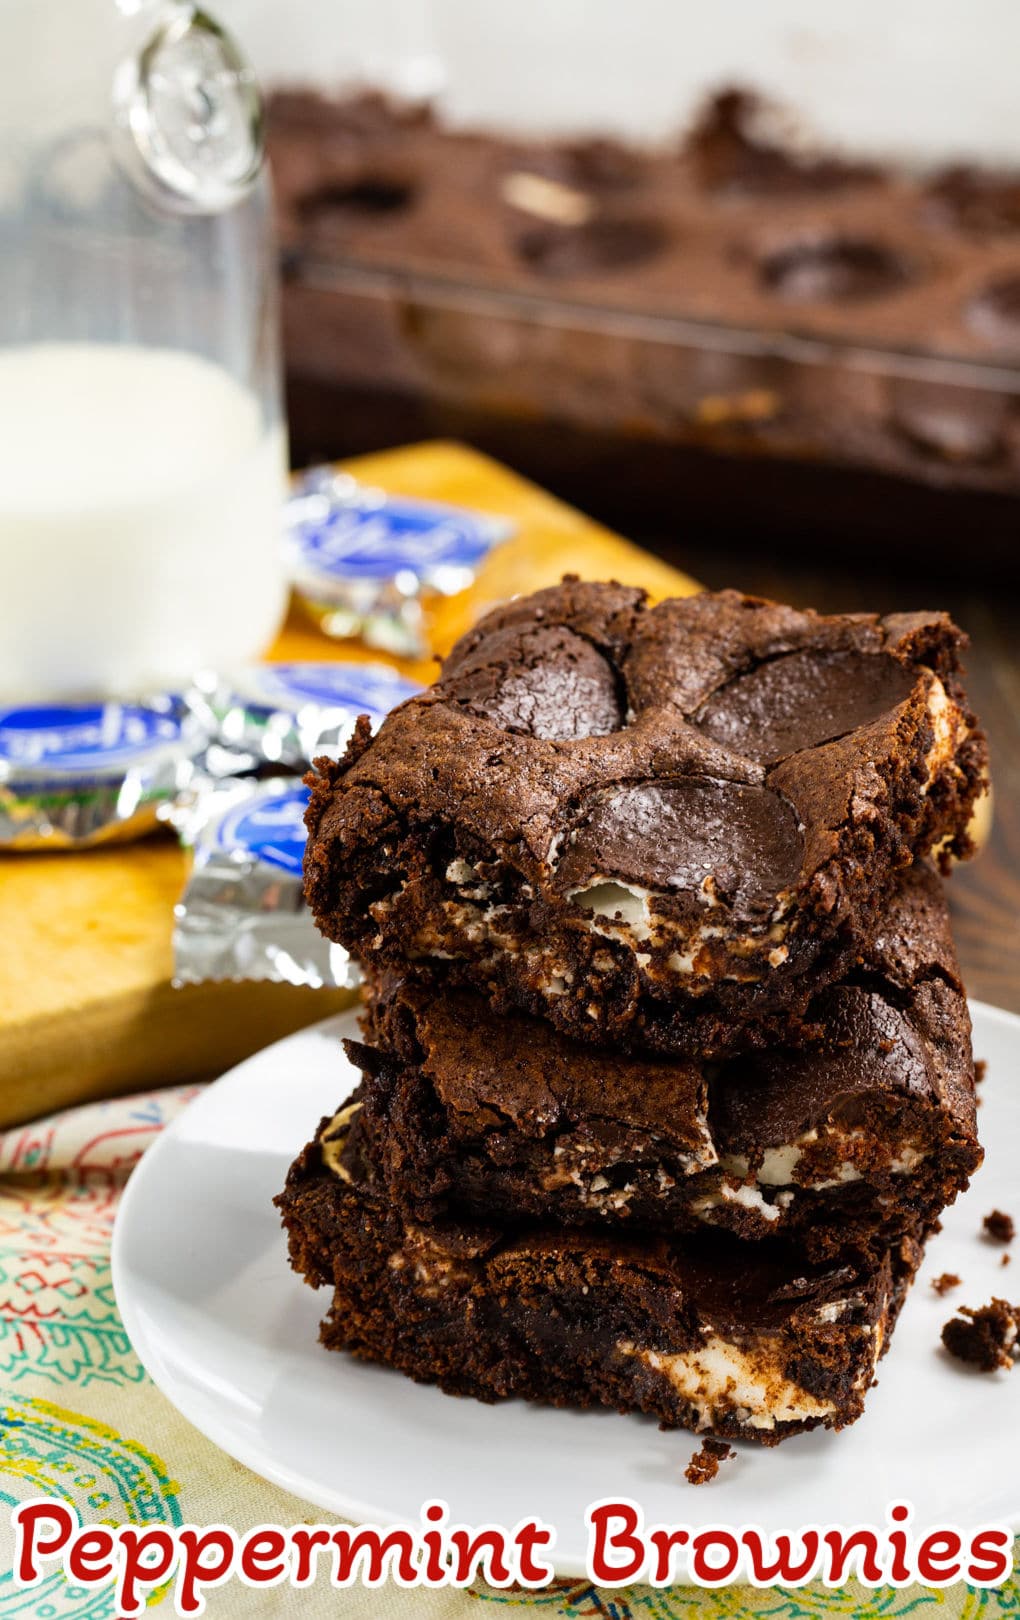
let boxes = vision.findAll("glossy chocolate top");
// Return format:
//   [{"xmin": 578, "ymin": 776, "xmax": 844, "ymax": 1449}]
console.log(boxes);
[{"xmin": 307, "ymin": 581, "xmax": 979, "ymax": 941}]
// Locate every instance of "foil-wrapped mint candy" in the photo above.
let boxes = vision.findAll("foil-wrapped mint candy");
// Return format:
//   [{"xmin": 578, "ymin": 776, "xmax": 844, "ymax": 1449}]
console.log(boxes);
[
  {"xmin": 186, "ymin": 659, "xmax": 421, "ymax": 776},
  {"xmin": 173, "ymin": 776, "xmax": 355, "ymax": 988},
  {"xmin": 0, "ymin": 696, "xmax": 203, "ymax": 850},
  {"xmin": 284, "ymin": 468, "xmax": 513, "ymax": 657}
]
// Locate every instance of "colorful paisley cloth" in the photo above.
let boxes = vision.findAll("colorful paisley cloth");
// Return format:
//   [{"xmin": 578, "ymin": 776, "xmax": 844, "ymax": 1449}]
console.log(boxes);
[{"xmin": 0, "ymin": 1089, "xmax": 1013, "ymax": 1618}]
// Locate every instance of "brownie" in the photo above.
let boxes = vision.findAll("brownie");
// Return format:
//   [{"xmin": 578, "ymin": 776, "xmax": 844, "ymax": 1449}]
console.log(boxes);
[
  {"xmin": 270, "ymin": 85, "xmax": 1020, "ymax": 536},
  {"xmin": 278, "ymin": 1108, "xmax": 926, "ymax": 1451},
  {"xmin": 268, "ymin": 83, "xmax": 1020, "ymax": 365},
  {"xmin": 336, "ymin": 863, "xmax": 979, "ymax": 1260},
  {"xmin": 304, "ymin": 582, "xmax": 986, "ymax": 1057},
  {"xmin": 932, "ymin": 1273, "xmax": 962, "ymax": 1296},
  {"xmin": 941, "ymin": 1299, "xmax": 1020, "ymax": 1371},
  {"xmin": 277, "ymin": 1110, "xmax": 924, "ymax": 1445},
  {"xmin": 685, "ymin": 1438, "xmax": 733, "ymax": 1484},
  {"xmin": 983, "ymin": 1209, "xmax": 1015, "ymax": 1245}
]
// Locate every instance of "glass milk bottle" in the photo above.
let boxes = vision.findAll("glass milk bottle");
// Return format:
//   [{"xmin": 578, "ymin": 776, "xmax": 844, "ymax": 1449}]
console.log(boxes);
[{"xmin": 0, "ymin": 0, "xmax": 288, "ymax": 702}]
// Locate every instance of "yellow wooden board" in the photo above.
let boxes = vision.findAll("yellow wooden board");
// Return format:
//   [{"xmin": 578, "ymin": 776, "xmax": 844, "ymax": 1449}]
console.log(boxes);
[{"xmin": 0, "ymin": 440, "xmax": 700, "ymax": 1129}]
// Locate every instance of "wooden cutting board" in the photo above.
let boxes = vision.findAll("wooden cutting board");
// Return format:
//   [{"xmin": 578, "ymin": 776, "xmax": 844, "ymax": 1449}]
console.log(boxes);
[{"xmin": 0, "ymin": 441, "xmax": 699, "ymax": 1129}]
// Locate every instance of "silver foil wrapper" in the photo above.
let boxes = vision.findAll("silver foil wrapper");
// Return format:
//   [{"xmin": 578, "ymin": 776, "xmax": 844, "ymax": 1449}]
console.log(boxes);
[
  {"xmin": 185, "ymin": 659, "xmax": 420, "ymax": 776},
  {"xmin": 284, "ymin": 468, "xmax": 513, "ymax": 657},
  {"xmin": 173, "ymin": 775, "xmax": 356, "ymax": 988},
  {"xmin": 0, "ymin": 697, "xmax": 205, "ymax": 850}
]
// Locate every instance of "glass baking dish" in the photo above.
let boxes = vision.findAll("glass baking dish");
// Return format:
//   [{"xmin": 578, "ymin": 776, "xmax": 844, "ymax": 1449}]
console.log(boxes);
[{"xmin": 264, "ymin": 78, "xmax": 1020, "ymax": 563}]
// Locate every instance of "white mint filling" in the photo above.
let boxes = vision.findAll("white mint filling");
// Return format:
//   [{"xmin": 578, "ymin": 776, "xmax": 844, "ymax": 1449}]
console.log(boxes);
[
  {"xmin": 757, "ymin": 1142, "xmax": 805, "ymax": 1185},
  {"xmin": 319, "ymin": 1101, "xmax": 363, "ymax": 1182},
  {"xmin": 692, "ymin": 1183, "xmax": 783, "ymax": 1221},
  {"xmin": 568, "ymin": 880, "xmax": 653, "ymax": 941},
  {"xmin": 445, "ymin": 858, "xmax": 477, "ymax": 885},
  {"xmin": 922, "ymin": 675, "xmax": 962, "ymax": 792},
  {"xmin": 721, "ymin": 1131, "xmax": 926, "ymax": 1191},
  {"xmin": 889, "ymin": 1145, "xmax": 926, "ymax": 1173},
  {"xmin": 437, "ymin": 850, "xmax": 802, "ymax": 984},
  {"xmin": 722, "ymin": 1143, "xmax": 802, "ymax": 1186},
  {"xmin": 620, "ymin": 1336, "xmax": 839, "ymax": 1430},
  {"xmin": 687, "ymin": 1113, "xmax": 720, "ymax": 1171},
  {"xmin": 543, "ymin": 972, "xmax": 572, "ymax": 997},
  {"xmin": 815, "ymin": 1299, "xmax": 855, "ymax": 1324},
  {"xmin": 812, "ymin": 1164, "xmax": 865, "ymax": 1191},
  {"xmin": 565, "ymin": 876, "xmax": 795, "ymax": 979}
]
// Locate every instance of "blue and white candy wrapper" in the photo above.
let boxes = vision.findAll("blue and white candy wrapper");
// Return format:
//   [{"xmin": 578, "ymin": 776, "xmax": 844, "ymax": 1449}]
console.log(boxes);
[
  {"xmin": 0, "ymin": 697, "xmax": 204, "ymax": 849},
  {"xmin": 185, "ymin": 659, "xmax": 421, "ymax": 776},
  {"xmin": 173, "ymin": 777, "xmax": 356, "ymax": 988},
  {"xmin": 284, "ymin": 468, "xmax": 513, "ymax": 656},
  {"xmin": 172, "ymin": 657, "xmax": 420, "ymax": 982}
]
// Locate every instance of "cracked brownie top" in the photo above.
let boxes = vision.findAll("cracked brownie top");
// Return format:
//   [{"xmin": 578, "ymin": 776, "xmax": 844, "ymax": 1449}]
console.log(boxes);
[{"xmin": 304, "ymin": 581, "xmax": 987, "ymax": 1054}]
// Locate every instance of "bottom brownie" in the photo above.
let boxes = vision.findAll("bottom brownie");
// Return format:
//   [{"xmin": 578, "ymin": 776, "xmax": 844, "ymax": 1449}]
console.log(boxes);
[{"xmin": 276, "ymin": 1109, "xmax": 924, "ymax": 1445}]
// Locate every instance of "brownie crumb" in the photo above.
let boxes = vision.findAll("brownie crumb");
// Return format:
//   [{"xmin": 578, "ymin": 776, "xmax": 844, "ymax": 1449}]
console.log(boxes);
[
  {"xmin": 974, "ymin": 1059, "xmax": 988, "ymax": 1084},
  {"xmin": 932, "ymin": 1272, "xmax": 962, "ymax": 1296},
  {"xmin": 685, "ymin": 1438, "xmax": 733, "ymax": 1485},
  {"xmin": 1002, "ymin": 1254, "xmax": 1012, "ymax": 1268},
  {"xmin": 983, "ymin": 1210, "xmax": 1015, "ymax": 1244},
  {"xmin": 942, "ymin": 1298, "xmax": 1020, "ymax": 1371}
]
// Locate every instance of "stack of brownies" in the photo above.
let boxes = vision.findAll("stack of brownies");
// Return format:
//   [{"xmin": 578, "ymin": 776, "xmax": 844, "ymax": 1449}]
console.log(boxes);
[{"xmin": 278, "ymin": 582, "xmax": 988, "ymax": 1445}]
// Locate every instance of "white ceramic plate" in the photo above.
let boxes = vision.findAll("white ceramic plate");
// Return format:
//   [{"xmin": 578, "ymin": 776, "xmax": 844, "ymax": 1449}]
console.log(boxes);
[{"xmin": 113, "ymin": 1001, "xmax": 1020, "ymax": 1578}]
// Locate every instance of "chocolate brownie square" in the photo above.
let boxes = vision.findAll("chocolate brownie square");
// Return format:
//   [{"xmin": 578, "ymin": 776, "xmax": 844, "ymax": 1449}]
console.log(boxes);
[
  {"xmin": 276, "ymin": 1109, "xmax": 925, "ymax": 1445},
  {"xmin": 304, "ymin": 582, "xmax": 986, "ymax": 1056},
  {"xmin": 316, "ymin": 862, "xmax": 979, "ymax": 1260}
]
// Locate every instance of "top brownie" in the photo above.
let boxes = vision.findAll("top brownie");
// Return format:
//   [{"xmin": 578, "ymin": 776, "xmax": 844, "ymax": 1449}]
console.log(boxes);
[{"xmin": 304, "ymin": 582, "xmax": 986, "ymax": 1055}]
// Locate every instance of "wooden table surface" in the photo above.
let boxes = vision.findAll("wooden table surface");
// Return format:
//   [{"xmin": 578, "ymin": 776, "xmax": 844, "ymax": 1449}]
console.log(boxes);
[{"xmin": 643, "ymin": 534, "xmax": 1020, "ymax": 1018}]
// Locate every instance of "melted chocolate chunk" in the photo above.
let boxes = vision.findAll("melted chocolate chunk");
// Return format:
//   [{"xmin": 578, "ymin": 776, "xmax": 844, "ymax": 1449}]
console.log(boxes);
[
  {"xmin": 440, "ymin": 623, "xmax": 623, "ymax": 740},
  {"xmin": 760, "ymin": 237, "xmax": 913, "ymax": 303},
  {"xmin": 694, "ymin": 649, "xmax": 916, "ymax": 764},
  {"xmin": 713, "ymin": 988, "xmax": 933, "ymax": 1153},
  {"xmin": 515, "ymin": 216, "xmax": 668, "ymax": 277},
  {"xmin": 661, "ymin": 1241, "xmax": 861, "ymax": 1331},
  {"xmin": 557, "ymin": 777, "xmax": 803, "ymax": 916},
  {"xmin": 966, "ymin": 275, "xmax": 1020, "ymax": 347}
]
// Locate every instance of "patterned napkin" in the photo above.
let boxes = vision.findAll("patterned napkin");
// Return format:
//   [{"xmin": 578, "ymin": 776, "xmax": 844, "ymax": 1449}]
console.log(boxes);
[{"xmin": 0, "ymin": 1089, "xmax": 1012, "ymax": 1618}]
